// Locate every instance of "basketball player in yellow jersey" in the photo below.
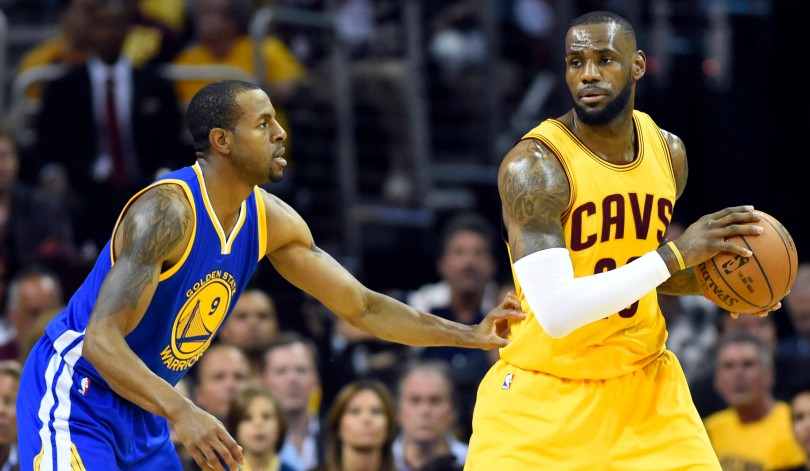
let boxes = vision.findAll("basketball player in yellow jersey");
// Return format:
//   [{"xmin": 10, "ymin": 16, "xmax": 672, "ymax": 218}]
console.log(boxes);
[{"xmin": 465, "ymin": 11, "xmax": 784, "ymax": 471}]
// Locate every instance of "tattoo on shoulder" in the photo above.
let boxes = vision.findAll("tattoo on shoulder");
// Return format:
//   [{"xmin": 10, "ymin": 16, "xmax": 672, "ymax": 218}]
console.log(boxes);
[
  {"xmin": 93, "ymin": 186, "xmax": 192, "ymax": 317},
  {"xmin": 501, "ymin": 140, "xmax": 568, "ymax": 228},
  {"xmin": 122, "ymin": 185, "xmax": 191, "ymax": 265}
]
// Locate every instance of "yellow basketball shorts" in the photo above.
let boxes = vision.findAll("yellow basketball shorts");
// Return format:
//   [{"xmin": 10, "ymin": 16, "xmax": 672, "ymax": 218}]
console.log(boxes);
[{"xmin": 465, "ymin": 350, "xmax": 720, "ymax": 471}]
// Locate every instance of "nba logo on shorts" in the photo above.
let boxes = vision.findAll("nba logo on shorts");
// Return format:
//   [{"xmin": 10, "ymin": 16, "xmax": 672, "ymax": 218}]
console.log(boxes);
[
  {"xmin": 502, "ymin": 373, "xmax": 514, "ymax": 390},
  {"xmin": 79, "ymin": 377, "xmax": 91, "ymax": 396}
]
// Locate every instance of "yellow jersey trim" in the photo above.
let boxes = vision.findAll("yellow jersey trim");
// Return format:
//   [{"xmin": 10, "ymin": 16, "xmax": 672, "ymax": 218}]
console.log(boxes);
[
  {"xmin": 547, "ymin": 117, "xmax": 646, "ymax": 172},
  {"xmin": 71, "ymin": 443, "xmax": 88, "ymax": 471},
  {"xmin": 109, "ymin": 179, "xmax": 198, "ymax": 282},
  {"xmin": 531, "ymin": 135, "xmax": 576, "ymax": 221},
  {"xmin": 193, "ymin": 162, "xmax": 246, "ymax": 255},
  {"xmin": 254, "ymin": 187, "xmax": 268, "ymax": 262}
]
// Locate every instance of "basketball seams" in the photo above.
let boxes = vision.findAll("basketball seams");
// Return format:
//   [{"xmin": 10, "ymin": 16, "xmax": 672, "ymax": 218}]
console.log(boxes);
[
  {"xmin": 767, "ymin": 218, "xmax": 798, "ymax": 295},
  {"xmin": 734, "ymin": 235, "xmax": 774, "ymax": 307}
]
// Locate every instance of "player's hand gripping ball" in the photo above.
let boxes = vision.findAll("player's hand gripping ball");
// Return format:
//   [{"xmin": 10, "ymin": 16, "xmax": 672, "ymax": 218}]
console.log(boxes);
[{"xmin": 696, "ymin": 211, "xmax": 798, "ymax": 314}]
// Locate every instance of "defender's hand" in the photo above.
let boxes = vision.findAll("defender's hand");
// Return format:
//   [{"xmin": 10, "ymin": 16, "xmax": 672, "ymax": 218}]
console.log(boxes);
[{"xmin": 470, "ymin": 292, "xmax": 526, "ymax": 350}]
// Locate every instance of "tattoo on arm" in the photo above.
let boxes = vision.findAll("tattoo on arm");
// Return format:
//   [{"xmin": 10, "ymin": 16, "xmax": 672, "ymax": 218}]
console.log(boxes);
[
  {"xmin": 500, "ymin": 140, "xmax": 569, "ymax": 258},
  {"xmin": 91, "ymin": 186, "xmax": 191, "ymax": 323}
]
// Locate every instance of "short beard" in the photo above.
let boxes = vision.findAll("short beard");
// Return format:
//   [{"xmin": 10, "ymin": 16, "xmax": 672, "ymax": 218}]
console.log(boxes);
[{"xmin": 574, "ymin": 76, "xmax": 633, "ymax": 125}]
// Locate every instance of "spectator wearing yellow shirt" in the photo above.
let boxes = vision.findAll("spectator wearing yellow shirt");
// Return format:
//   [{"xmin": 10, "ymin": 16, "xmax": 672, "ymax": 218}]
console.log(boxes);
[
  {"xmin": 172, "ymin": 0, "xmax": 307, "ymax": 141},
  {"xmin": 705, "ymin": 331, "xmax": 806, "ymax": 471},
  {"xmin": 16, "ymin": 0, "xmax": 99, "ymax": 97},
  {"xmin": 17, "ymin": 0, "xmax": 184, "ymax": 100}
]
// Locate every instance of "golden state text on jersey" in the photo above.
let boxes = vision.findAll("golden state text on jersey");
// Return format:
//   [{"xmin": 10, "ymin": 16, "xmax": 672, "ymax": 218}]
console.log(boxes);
[{"xmin": 44, "ymin": 163, "xmax": 268, "ymax": 387}]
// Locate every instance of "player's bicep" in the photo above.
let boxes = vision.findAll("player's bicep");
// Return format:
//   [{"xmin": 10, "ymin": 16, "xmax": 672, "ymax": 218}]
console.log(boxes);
[
  {"xmin": 262, "ymin": 190, "xmax": 366, "ymax": 316},
  {"xmin": 89, "ymin": 185, "xmax": 193, "ymax": 335},
  {"xmin": 499, "ymin": 139, "xmax": 570, "ymax": 261},
  {"xmin": 269, "ymin": 241, "xmax": 364, "ymax": 318}
]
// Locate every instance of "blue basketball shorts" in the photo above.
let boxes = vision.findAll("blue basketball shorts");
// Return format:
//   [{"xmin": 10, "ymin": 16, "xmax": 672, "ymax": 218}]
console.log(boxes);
[{"xmin": 17, "ymin": 332, "xmax": 182, "ymax": 471}]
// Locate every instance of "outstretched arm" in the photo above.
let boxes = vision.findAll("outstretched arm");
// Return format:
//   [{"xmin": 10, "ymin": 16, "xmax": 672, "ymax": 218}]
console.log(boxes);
[
  {"xmin": 261, "ymin": 191, "xmax": 524, "ymax": 349},
  {"xmin": 83, "ymin": 185, "xmax": 242, "ymax": 471}
]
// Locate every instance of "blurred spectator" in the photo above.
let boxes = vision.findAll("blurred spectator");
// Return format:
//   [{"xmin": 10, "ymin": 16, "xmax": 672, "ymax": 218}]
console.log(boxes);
[
  {"xmin": 781, "ymin": 263, "xmax": 810, "ymax": 359},
  {"xmin": 393, "ymin": 360, "xmax": 467, "ymax": 471},
  {"xmin": 120, "ymin": 0, "xmax": 185, "ymax": 66},
  {"xmin": 659, "ymin": 293, "xmax": 720, "ymax": 384},
  {"xmin": 0, "ymin": 132, "xmax": 76, "ymax": 280},
  {"xmin": 405, "ymin": 213, "xmax": 501, "ymax": 314},
  {"xmin": 15, "ymin": 305, "xmax": 60, "ymax": 365},
  {"xmin": 319, "ymin": 379, "xmax": 396, "ymax": 471},
  {"xmin": 704, "ymin": 331, "xmax": 805, "ymax": 470},
  {"xmin": 16, "ymin": 0, "xmax": 183, "ymax": 99},
  {"xmin": 33, "ymin": 0, "xmax": 188, "ymax": 251},
  {"xmin": 139, "ymin": 0, "xmax": 187, "ymax": 32},
  {"xmin": 324, "ymin": 314, "xmax": 412, "ymax": 409},
  {"xmin": 262, "ymin": 332, "xmax": 324, "ymax": 471},
  {"xmin": 172, "ymin": 0, "xmax": 307, "ymax": 138},
  {"xmin": 691, "ymin": 313, "xmax": 810, "ymax": 418},
  {"xmin": 218, "ymin": 288, "xmax": 280, "ymax": 383},
  {"xmin": 0, "ymin": 360, "xmax": 21, "ymax": 471},
  {"xmin": 785, "ymin": 383, "xmax": 810, "ymax": 471},
  {"xmin": 403, "ymin": 212, "xmax": 499, "ymax": 442},
  {"xmin": 0, "ymin": 266, "xmax": 64, "ymax": 361},
  {"xmin": 15, "ymin": 0, "xmax": 100, "ymax": 99},
  {"xmin": 658, "ymin": 220, "xmax": 721, "ymax": 384},
  {"xmin": 226, "ymin": 387, "xmax": 296, "ymax": 471},
  {"xmin": 191, "ymin": 343, "xmax": 251, "ymax": 421}
]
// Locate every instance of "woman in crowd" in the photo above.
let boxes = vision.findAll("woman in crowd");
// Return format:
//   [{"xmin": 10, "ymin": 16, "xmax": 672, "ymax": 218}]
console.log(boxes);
[
  {"xmin": 227, "ymin": 387, "xmax": 295, "ymax": 471},
  {"xmin": 321, "ymin": 380, "xmax": 397, "ymax": 471}
]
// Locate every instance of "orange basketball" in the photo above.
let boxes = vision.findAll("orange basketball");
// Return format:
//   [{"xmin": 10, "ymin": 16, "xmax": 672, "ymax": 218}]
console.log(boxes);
[{"xmin": 695, "ymin": 211, "xmax": 799, "ymax": 314}]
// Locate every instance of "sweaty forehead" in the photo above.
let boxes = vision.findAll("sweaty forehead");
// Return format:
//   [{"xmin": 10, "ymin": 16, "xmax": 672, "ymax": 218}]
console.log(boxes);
[{"xmin": 566, "ymin": 22, "xmax": 633, "ymax": 54}]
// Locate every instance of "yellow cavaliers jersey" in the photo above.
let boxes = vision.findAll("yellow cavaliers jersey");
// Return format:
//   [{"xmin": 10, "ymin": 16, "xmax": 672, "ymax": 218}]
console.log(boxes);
[{"xmin": 500, "ymin": 110, "xmax": 677, "ymax": 379}]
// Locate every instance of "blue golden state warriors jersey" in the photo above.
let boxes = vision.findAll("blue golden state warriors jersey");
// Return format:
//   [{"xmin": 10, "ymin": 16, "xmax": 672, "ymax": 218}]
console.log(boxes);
[{"xmin": 44, "ymin": 162, "xmax": 267, "ymax": 387}]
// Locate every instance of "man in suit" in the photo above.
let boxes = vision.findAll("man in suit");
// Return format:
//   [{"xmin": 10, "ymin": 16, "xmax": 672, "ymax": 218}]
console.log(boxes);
[{"xmin": 33, "ymin": 0, "xmax": 188, "ymax": 252}]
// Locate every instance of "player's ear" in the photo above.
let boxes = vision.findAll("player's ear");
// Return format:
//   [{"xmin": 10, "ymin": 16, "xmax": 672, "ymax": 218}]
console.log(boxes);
[
  {"xmin": 633, "ymin": 50, "xmax": 646, "ymax": 80},
  {"xmin": 209, "ymin": 128, "xmax": 231, "ymax": 155}
]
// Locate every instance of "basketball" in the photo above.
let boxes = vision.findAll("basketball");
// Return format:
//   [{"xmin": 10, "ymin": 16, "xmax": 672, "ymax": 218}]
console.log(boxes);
[{"xmin": 695, "ymin": 211, "xmax": 798, "ymax": 314}]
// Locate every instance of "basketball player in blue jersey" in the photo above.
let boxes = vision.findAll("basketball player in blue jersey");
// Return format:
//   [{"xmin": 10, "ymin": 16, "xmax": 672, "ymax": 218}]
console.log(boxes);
[{"xmin": 16, "ymin": 79, "xmax": 525, "ymax": 471}]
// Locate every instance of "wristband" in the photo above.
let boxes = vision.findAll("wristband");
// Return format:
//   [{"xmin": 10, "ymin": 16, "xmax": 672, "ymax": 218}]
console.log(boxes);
[{"xmin": 666, "ymin": 241, "xmax": 686, "ymax": 271}]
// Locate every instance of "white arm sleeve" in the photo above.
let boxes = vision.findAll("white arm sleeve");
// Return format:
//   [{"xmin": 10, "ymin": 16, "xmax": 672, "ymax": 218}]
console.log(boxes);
[{"xmin": 513, "ymin": 248, "xmax": 671, "ymax": 338}]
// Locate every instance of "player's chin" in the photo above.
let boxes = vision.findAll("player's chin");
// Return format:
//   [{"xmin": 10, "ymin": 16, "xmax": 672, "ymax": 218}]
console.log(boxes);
[{"xmin": 268, "ymin": 169, "xmax": 285, "ymax": 183}]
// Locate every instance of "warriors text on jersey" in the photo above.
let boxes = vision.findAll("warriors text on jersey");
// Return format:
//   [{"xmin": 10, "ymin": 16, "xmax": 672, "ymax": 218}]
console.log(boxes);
[
  {"xmin": 44, "ymin": 162, "xmax": 267, "ymax": 386},
  {"xmin": 17, "ymin": 162, "xmax": 268, "ymax": 469}
]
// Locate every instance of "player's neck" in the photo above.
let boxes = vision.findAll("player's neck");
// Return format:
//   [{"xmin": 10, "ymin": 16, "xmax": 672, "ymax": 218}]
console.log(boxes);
[
  {"xmin": 569, "ymin": 111, "xmax": 637, "ymax": 164},
  {"xmin": 196, "ymin": 159, "xmax": 253, "ymax": 231}
]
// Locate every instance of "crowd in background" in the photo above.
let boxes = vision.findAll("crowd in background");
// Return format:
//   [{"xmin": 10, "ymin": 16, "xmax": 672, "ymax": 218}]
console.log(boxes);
[{"xmin": 0, "ymin": 0, "xmax": 809, "ymax": 470}]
